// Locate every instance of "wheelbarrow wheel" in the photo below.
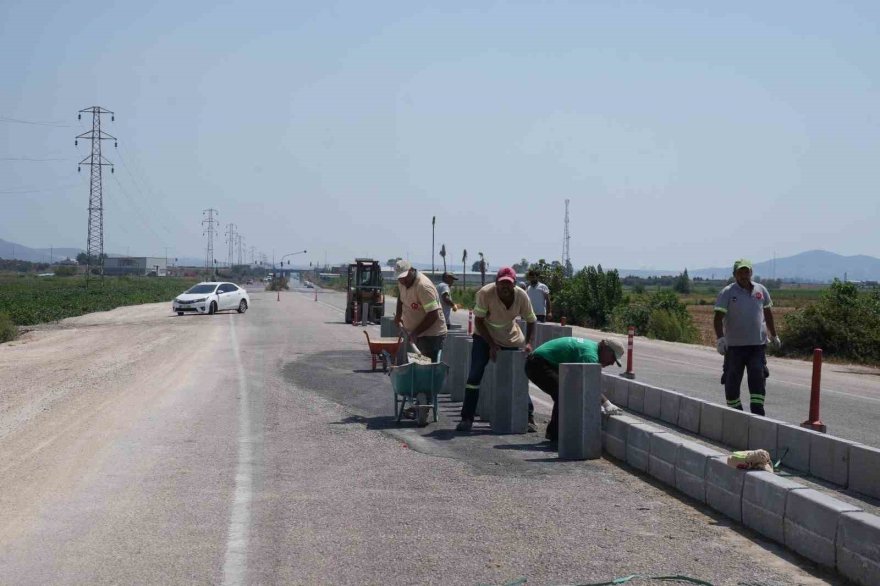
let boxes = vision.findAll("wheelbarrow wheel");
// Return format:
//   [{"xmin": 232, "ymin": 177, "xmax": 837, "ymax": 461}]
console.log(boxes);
[{"xmin": 416, "ymin": 392, "xmax": 429, "ymax": 427}]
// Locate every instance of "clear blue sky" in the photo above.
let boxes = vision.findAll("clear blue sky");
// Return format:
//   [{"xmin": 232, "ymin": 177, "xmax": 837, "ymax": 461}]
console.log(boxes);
[{"xmin": 2, "ymin": 1, "xmax": 879, "ymax": 270}]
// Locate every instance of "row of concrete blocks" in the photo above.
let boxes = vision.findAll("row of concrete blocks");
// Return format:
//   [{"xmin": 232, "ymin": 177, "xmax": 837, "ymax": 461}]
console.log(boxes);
[
  {"xmin": 603, "ymin": 414, "xmax": 880, "ymax": 586},
  {"xmin": 602, "ymin": 374, "xmax": 880, "ymax": 502}
]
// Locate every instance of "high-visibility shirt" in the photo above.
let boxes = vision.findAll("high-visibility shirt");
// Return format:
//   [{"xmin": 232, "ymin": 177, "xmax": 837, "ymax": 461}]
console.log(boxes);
[
  {"xmin": 399, "ymin": 271, "xmax": 447, "ymax": 337},
  {"xmin": 473, "ymin": 283, "xmax": 536, "ymax": 347}
]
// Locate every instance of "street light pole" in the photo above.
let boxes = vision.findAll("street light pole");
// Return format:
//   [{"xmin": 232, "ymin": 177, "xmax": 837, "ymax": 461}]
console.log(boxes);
[{"xmin": 432, "ymin": 216, "xmax": 436, "ymax": 276}]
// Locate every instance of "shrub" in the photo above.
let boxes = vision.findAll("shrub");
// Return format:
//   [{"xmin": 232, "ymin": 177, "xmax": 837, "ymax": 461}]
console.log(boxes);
[
  {"xmin": 611, "ymin": 289, "xmax": 699, "ymax": 343},
  {"xmin": 54, "ymin": 265, "xmax": 77, "ymax": 277},
  {"xmin": 648, "ymin": 309, "xmax": 698, "ymax": 343},
  {"xmin": 781, "ymin": 280, "xmax": 880, "ymax": 364},
  {"xmin": 265, "ymin": 276, "xmax": 289, "ymax": 291},
  {"xmin": 0, "ymin": 311, "xmax": 17, "ymax": 343}
]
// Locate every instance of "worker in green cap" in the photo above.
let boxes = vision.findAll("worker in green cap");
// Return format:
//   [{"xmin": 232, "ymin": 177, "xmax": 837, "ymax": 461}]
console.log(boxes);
[{"xmin": 713, "ymin": 259, "xmax": 780, "ymax": 416}]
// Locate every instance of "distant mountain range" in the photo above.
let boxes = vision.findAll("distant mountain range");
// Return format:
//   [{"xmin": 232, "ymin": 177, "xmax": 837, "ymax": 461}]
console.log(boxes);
[
  {"xmin": 618, "ymin": 250, "xmax": 880, "ymax": 282},
  {"xmin": 2, "ymin": 239, "xmax": 878, "ymax": 282},
  {"xmin": 0, "ymin": 239, "xmax": 82, "ymax": 263}
]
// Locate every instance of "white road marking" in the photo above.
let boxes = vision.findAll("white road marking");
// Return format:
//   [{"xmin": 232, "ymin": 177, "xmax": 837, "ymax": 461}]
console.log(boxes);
[{"xmin": 222, "ymin": 318, "xmax": 253, "ymax": 586}]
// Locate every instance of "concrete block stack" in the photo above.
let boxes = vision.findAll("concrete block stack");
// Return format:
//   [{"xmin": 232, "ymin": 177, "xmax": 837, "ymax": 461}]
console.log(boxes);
[
  {"xmin": 489, "ymin": 350, "xmax": 529, "ymax": 434},
  {"xmin": 557, "ymin": 363, "xmax": 602, "ymax": 460}
]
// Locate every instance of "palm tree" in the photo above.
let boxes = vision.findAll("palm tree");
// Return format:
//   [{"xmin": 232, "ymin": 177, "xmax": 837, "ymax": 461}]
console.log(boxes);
[
  {"xmin": 440, "ymin": 244, "xmax": 447, "ymax": 273},
  {"xmin": 462, "ymin": 249, "xmax": 467, "ymax": 287}
]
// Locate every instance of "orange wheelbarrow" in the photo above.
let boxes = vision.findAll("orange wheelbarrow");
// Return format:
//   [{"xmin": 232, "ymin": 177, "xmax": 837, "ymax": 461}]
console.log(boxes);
[{"xmin": 363, "ymin": 330, "xmax": 404, "ymax": 372}]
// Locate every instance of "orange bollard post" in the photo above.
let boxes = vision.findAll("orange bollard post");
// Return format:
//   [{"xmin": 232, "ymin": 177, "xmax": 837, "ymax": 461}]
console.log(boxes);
[
  {"xmin": 622, "ymin": 326, "xmax": 636, "ymax": 379},
  {"xmin": 353, "ymin": 302, "xmax": 360, "ymax": 326},
  {"xmin": 468, "ymin": 310, "xmax": 474, "ymax": 335},
  {"xmin": 314, "ymin": 287, "xmax": 318, "ymax": 302},
  {"xmin": 801, "ymin": 349, "xmax": 827, "ymax": 433}
]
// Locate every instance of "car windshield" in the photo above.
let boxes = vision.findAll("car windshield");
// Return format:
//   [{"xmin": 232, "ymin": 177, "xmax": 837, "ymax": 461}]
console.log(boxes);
[{"xmin": 185, "ymin": 284, "xmax": 217, "ymax": 294}]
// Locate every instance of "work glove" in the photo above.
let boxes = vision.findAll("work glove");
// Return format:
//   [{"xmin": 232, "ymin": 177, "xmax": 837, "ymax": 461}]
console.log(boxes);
[
  {"xmin": 770, "ymin": 335, "xmax": 782, "ymax": 350},
  {"xmin": 602, "ymin": 400, "xmax": 622, "ymax": 416},
  {"xmin": 716, "ymin": 336, "xmax": 727, "ymax": 355}
]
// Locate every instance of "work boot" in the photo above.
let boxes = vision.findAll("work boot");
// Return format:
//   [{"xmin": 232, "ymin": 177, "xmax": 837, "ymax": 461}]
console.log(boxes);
[
  {"xmin": 527, "ymin": 415, "xmax": 538, "ymax": 433},
  {"xmin": 455, "ymin": 419, "xmax": 473, "ymax": 432}
]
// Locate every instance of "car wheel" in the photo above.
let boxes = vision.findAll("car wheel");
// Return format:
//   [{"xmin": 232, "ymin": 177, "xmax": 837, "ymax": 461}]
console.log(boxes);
[
  {"xmin": 208, "ymin": 301, "xmax": 217, "ymax": 315},
  {"xmin": 237, "ymin": 300, "xmax": 247, "ymax": 314},
  {"xmin": 177, "ymin": 312, "xmax": 184, "ymax": 316}
]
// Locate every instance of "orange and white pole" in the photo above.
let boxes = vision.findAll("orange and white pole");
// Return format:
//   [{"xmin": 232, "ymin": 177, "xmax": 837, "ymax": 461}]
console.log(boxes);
[
  {"xmin": 467, "ymin": 310, "xmax": 474, "ymax": 335},
  {"xmin": 314, "ymin": 286, "xmax": 318, "ymax": 302},
  {"xmin": 353, "ymin": 302, "xmax": 360, "ymax": 326},
  {"xmin": 622, "ymin": 326, "xmax": 636, "ymax": 379},
  {"xmin": 801, "ymin": 349, "xmax": 827, "ymax": 432}
]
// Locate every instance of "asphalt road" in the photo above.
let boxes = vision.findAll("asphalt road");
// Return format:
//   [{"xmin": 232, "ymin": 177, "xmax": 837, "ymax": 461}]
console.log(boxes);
[
  {"xmin": 0, "ymin": 286, "xmax": 845, "ymax": 584},
  {"xmin": 307, "ymin": 284, "xmax": 880, "ymax": 448}
]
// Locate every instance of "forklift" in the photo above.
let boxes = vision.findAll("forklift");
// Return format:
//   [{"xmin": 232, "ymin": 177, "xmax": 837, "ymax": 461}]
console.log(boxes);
[{"xmin": 345, "ymin": 258, "xmax": 385, "ymax": 324}]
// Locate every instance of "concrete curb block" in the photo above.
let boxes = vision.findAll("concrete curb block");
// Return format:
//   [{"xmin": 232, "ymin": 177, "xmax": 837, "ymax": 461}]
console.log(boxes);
[
  {"xmin": 810, "ymin": 432, "xmax": 854, "ymax": 487},
  {"xmin": 742, "ymin": 471, "xmax": 806, "ymax": 544},
  {"xmin": 611, "ymin": 376, "xmax": 630, "ymax": 408},
  {"xmin": 784, "ymin": 488, "xmax": 862, "ymax": 569},
  {"xmin": 601, "ymin": 415, "xmax": 640, "ymax": 461},
  {"xmin": 558, "ymin": 364, "xmax": 602, "ymax": 460},
  {"xmin": 848, "ymin": 444, "xmax": 880, "ymax": 500},
  {"xmin": 675, "ymin": 440, "xmax": 724, "ymax": 503},
  {"xmin": 626, "ymin": 423, "xmax": 665, "ymax": 472},
  {"xmin": 777, "ymin": 423, "xmax": 819, "ymax": 473},
  {"xmin": 721, "ymin": 408, "xmax": 750, "ymax": 450},
  {"xmin": 659, "ymin": 390, "xmax": 681, "ymax": 426},
  {"xmin": 836, "ymin": 512, "xmax": 880, "ymax": 586},
  {"xmin": 648, "ymin": 432, "xmax": 682, "ymax": 486},
  {"xmin": 627, "ymin": 382, "xmax": 646, "ymax": 414},
  {"xmin": 643, "ymin": 384, "xmax": 662, "ymax": 419},
  {"xmin": 699, "ymin": 401, "xmax": 724, "ymax": 442},
  {"xmin": 677, "ymin": 395, "xmax": 703, "ymax": 434},
  {"xmin": 490, "ymin": 350, "xmax": 528, "ymax": 435},
  {"xmin": 706, "ymin": 456, "xmax": 746, "ymax": 522},
  {"xmin": 748, "ymin": 416, "xmax": 783, "ymax": 461}
]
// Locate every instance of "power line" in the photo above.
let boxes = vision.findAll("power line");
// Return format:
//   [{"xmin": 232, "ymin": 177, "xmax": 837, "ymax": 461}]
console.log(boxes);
[
  {"xmin": 0, "ymin": 157, "xmax": 68, "ymax": 161},
  {"xmin": 0, "ymin": 115, "xmax": 72, "ymax": 128}
]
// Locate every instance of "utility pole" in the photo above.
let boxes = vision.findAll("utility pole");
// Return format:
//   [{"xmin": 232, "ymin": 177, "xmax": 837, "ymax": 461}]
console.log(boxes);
[
  {"xmin": 202, "ymin": 208, "xmax": 219, "ymax": 270},
  {"xmin": 249, "ymin": 246, "xmax": 256, "ymax": 265},
  {"xmin": 562, "ymin": 198, "xmax": 571, "ymax": 276},
  {"xmin": 76, "ymin": 106, "xmax": 116, "ymax": 281},
  {"xmin": 225, "ymin": 223, "xmax": 236, "ymax": 267}
]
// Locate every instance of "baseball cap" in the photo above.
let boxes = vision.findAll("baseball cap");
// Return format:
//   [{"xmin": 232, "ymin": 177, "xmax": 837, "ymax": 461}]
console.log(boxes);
[
  {"xmin": 395, "ymin": 259, "xmax": 413, "ymax": 279},
  {"xmin": 495, "ymin": 266, "xmax": 516, "ymax": 283},
  {"xmin": 441, "ymin": 272, "xmax": 458, "ymax": 281},
  {"xmin": 733, "ymin": 258, "xmax": 753, "ymax": 273},
  {"xmin": 602, "ymin": 339, "xmax": 625, "ymax": 366}
]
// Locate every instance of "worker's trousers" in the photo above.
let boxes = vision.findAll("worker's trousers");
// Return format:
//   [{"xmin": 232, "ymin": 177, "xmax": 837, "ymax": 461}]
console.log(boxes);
[
  {"xmin": 524, "ymin": 354, "xmax": 559, "ymax": 440},
  {"xmin": 724, "ymin": 345, "xmax": 767, "ymax": 416},
  {"xmin": 460, "ymin": 334, "xmax": 533, "ymax": 421}
]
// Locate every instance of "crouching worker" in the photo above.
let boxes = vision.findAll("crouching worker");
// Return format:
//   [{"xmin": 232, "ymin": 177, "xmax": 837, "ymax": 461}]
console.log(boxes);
[
  {"xmin": 456, "ymin": 267, "xmax": 537, "ymax": 432},
  {"xmin": 525, "ymin": 337, "xmax": 625, "ymax": 443}
]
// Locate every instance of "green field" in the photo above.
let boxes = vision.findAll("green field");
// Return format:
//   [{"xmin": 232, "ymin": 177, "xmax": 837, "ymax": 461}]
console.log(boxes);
[{"xmin": 0, "ymin": 275, "xmax": 199, "ymax": 326}]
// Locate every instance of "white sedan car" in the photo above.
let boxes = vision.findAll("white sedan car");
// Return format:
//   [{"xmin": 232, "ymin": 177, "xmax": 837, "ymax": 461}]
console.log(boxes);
[{"xmin": 172, "ymin": 282, "xmax": 249, "ymax": 316}]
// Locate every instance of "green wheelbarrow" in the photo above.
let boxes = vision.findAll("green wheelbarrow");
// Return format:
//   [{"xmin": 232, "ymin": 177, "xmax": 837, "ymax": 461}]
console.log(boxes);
[{"xmin": 387, "ymin": 352, "xmax": 449, "ymax": 427}]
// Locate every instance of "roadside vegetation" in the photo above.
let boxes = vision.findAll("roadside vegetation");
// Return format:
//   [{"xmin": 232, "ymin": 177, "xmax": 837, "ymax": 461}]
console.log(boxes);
[
  {"xmin": 0, "ymin": 311, "xmax": 15, "ymax": 343},
  {"xmin": 0, "ymin": 274, "xmax": 199, "ymax": 327}
]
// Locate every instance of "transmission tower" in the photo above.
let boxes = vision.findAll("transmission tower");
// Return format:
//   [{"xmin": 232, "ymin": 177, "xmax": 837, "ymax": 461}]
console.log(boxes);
[
  {"xmin": 249, "ymin": 246, "xmax": 256, "ymax": 265},
  {"xmin": 562, "ymin": 199, "xmax": 571, "ymax": 276},
  {"xmin": 236, "ymin": 234, "xmax": 245, "ymax": 266},
  {"xmin": 76, "ymin": 107, "xmax": 116, "ymax": 279},
  {"xmin": 202, "ymin": 209, "xmax": 219, "ymax": 270},
  {"xmin": 225, "ymin": 223, "xmax": 236, "ymax": 267}
]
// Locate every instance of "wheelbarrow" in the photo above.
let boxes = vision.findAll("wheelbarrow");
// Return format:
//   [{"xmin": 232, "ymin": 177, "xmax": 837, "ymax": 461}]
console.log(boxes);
[
  {"xmin": 363, "ymin": 330, "xmax": 404, "ymax": 372},
  {"xmin": 388, "ymin": 353, "xmax": 449, "ymax": 427}
]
